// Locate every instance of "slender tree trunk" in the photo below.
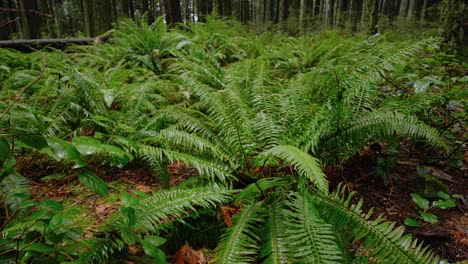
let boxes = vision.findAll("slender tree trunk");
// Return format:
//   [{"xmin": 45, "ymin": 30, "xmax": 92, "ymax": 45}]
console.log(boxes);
[
  {"xmin": 277, "ymin": 0, "xmax": 284, "ymax": 24},
  {"xmin": 406, "ymin": 0, "xmax": 415, "ymax": 21},
  {"xmin": 398, "ymin": 0, "xmax": 408, "ymax": 17},
  {"xmin": 299, "ymin": 0, "xmax": 304, "ymax": 31},
  {"xmin": 0, "ymin": 0, "xmax": 10, "ymax": 39},
  {"xmin": 264, "ymin": 0, "xmax": 272, "ymax": 22},
  {"xmin": 311, "ymin": 0, "xmax": 317, "ymax": 17},
  {"xmin": 440, "ymin": 0, "xmax": 466, "ymax": 56},
  {"xmin": 420, "ymin": 0, "xmax": 427, "ymax": 23},
  {"xmin": 164, "ymin": 0, "xmax": 182, "ymax": 24},
  {"xmin": 82, "ymin": 0, "xmax": 95, "ymax": 37}
]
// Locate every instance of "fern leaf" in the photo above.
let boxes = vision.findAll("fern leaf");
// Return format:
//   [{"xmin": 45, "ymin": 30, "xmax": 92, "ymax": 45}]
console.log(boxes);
[
  {"xmin": 263, "ymin": 145, "xmax": 328, "ymax": 193},
  {"xmin": 348, "ymin": 111, "xmax": 448, "ymax": 151},
  {"xmin": 284, "ymin": 191, "xmax": 345, "ymax": 263},
  {"xmin": 260, "ymin": 202, "xmax": 290, "ymax": 264},
  {"xmin": 139, "ymin": 145, "xmax": 234, "ymax": 182},
  {"xmin": 311, "ymin": 185, "xmax": 440, "ymax": 264},
  {"xmin": 135, "ymin": 185, "xmax": 234, "ymax": 230},
  {"xmin": 159, "ymin": 128, "xmax": 231, "ymax": 161},
  {"xmin": 211, "ymin": 204, "xmax": 264, "ymax": 264}
]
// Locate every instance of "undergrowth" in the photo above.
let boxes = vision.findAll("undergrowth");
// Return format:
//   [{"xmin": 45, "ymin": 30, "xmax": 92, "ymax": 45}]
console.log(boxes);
[{"xmin": 0, "ymin": 16, "xmax": 466, "ymax": 263}]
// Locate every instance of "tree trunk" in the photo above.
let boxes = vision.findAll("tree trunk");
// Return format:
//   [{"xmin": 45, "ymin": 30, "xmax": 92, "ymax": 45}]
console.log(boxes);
[
  {"xmin": 82, "ymin": 0, "xmax": 95, "ymax": 37},
  {"xmin": 398, "ymin": 0, "xmax": 408, "ymax": 17},
  {"xmin": 361, "ymin": 0, "xmax": 378, "ymax": 34},
  {"xmin": 406, "ymin": 0, "xmax": 415, "ymax": 21},
  {"xmin": 0, "ymin": 0, "xmax": 10, "ymax": 39},
  {"xmin": 299, "ymin": 0, "xmax": 304, "ymax": 31},
  {"xmin": 17, "ymin": 0, "xmax": 41, "ymax": 38},
  {"xmin": 420, "ymin": 0, "xmax": 427, "ymax": 23},
  {"xmin": 440, "ymin": 0, "xmax": 466, "ymax": 56},
  {"xmin": 264, "ymin": 0, "xmax": 272, "ymax": 22},
  {"xmin": 165, "ymin": 0, "xmax": 182, "ymax": 24}
]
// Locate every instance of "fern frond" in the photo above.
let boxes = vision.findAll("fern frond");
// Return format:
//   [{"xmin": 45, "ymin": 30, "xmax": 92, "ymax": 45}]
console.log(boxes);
[
  {"xmin": 347, "ymin": 111, "xmax": 448, "ymax": 150},
  {"xmin": 235, "ymin": 178, "xmax": 288, "ymax": 204},
  {"xmin": 134, "ymin": 185, "xmax": 234, "ymax": 231},
  {"xmin": 260, "ymin": 202, "xmax": 291, "ymax": 264},
  {"xmin": 78, "ymin": 235, "xmax": 125, "ymax": 263},
  {"xmin": 311, "ymin": 185, "xmax": 440, "ymax": 264},
  {"xmin": 0, "ymin": 173, "xmax": 31, "ymax": 211},
  {"xmin": 284, "ymin": 191, "xmax": 344, "ymax": 263},
  {"xmin": 66, "ymin": 69, "xmax": 107, "ymax": 116},
  {"xmin": 139, "ymin": 145, "xmax": 233, "ymax": 182},
  {"xmin": 157, "ymin": 107, "xmax": 219, "ymax": 140},
  {"xmin": 211, "ymin": 204, "xmax": 264, "ymax": 264},
  {"xmin": 159, "ymin": 128, "xmax": 231, "ymax": 161},
  {"xmin": 262, "ymin": 145, "xmax": 328, "ymax": 193}
]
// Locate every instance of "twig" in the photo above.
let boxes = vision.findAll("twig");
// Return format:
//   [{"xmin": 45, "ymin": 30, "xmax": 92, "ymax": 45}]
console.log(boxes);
[
  {"xmin": 0, "ymin": 17, "xmax": 19, "ymax": 28},
  {"xmin": 0, "ymin": 54, "xmax": 46, "ymax": 121}
]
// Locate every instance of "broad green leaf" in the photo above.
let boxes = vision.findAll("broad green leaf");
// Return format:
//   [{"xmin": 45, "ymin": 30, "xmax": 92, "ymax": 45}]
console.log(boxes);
[
  {"xmin": 419, "ymin": 212, "xmax": 438, "ymax": 224},
  {"xmin": 49, "ymin": 214, "xmax": 64, "ymax": 230},
  {"xmin": 72, "ymin": 137, "xmax": 104, "ymax": 155},
  {"xmin": 22, "ymin": 243, "xmax": 54, "ymax": 253},
  {"xmin": 0, "ymin": 137, "xmax": 10, "ymax": 161},
  {"xmin": 144, "ymin": 235, "xmax": 167, "ymax": 247},
  {"xmin": 40, "ymin": 200, "xmax": 64, "ymax": 212},
  {"xmin": 410, "ymin": 193, "xmax": 429, "ymax": 210},
  {"xmin": 77, "ymin": 171, "xmax": 108, "ymax": 195},
  {"xmin": 141, "ymin": 240, "xmax": 165, "ymax": 259},
  {"xmin": 46, "ymin": 137, "xmax": 86, "ymax": 167},
  {"xmin": 432, "ymin": 199, "xmax": 456, "ymax": 209},
  {"xmin": 404, "ymin": 218, "xmax": 420, "ymax": 227},
  {"xmin": 49, "ymin": 214, "xmax": 74, "ymax": 234},
  {"xmin": 16, "ymin": 133, "xmax": 48, "ymax": 150},
  {"xmin": 436, "ymin": 191, "xmax": 451, "ymax": 200},
  {"xmin": 100, "ymin": 144, "xmax": 132, "ymax": 165},
  {"xmin": 72, "ymin": 136, "xmax": 132, "ymax": 165}
]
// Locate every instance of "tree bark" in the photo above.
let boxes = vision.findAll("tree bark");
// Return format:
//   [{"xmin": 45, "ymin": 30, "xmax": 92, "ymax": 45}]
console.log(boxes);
[
  {"xmin": 361, "ymin": 0, "xmax": 378, "ymax": 34},
  {"xmin": 165, "ymin": 0, "xmax": 182, "ymax": 24},
  {"xmin": 440, "ymin": 0, "xmax": 466, "ymax": 56},
  {"xmin": 82, "ymin": 0, "xmax": 95, "ymax": 37},
  {"xmin": 17, "ymin": 0, "xmax": 41, "ymax": 38}
]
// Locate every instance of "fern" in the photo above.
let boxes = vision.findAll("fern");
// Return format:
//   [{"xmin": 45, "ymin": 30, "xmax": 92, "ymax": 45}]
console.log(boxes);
[
  {"xmin": 311, "ymin": 185, "xmax": 440, "ymax": 264},
  {"xmin": 284, "ymin": 192, "xmax": 344, "ymax": 263},
  {"xmin": 260, "ymin": 203, "xmax": 290, "ymax": 264},
  {"xmin": 263, "ymin": 145, "xmax": 328, "ymax": 193},
  {"xmin": 132, "ymin": 185, "xmax": 234, "ymax": 230},
  {"xmin": 211, "ymin": 204, "xmax": 264, "ymax": 264}
]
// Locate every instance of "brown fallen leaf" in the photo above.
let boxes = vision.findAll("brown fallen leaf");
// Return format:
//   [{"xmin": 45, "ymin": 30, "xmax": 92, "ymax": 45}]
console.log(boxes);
[
  {"xmin": 135, "ymin": 184, "xmax": 153, "ymax": 193},
  {"xmin": 128, "ymin": 244, "xmax": 142, "ymax": 255}
]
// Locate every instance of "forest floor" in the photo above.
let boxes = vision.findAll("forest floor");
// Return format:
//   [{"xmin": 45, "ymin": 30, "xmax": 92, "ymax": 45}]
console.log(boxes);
[
  {"xmin": 19, "ymin": 141, "xmax": 467, "ymax": 262},
  {"xmin": 329, "ymin": 141, "xmax": 468, "ymax": 262}
]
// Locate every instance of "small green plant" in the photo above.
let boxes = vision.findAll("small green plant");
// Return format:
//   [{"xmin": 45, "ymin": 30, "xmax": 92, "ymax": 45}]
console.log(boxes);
[{"xmin": 405, "ymin": 191, "xmax": 460, "ymax": 227}]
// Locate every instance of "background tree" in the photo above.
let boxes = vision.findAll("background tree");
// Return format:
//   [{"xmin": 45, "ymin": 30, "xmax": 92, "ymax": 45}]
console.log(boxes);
[
  {"xmin": 165, "ymin": 0, "xmax": 182, "ymax": 25},
  {"xmin": 0, "ymin": 0, "xmax": 450, "ymax": 40},
  {"xmin": 440, "ymin": 0, "xmax": 466, "ymax": 56}
]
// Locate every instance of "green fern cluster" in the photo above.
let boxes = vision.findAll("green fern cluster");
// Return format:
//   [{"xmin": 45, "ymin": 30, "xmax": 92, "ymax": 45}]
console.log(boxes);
[{"xmin": 0, "ymin": 17, "xmax": 453, "ymax": 263}]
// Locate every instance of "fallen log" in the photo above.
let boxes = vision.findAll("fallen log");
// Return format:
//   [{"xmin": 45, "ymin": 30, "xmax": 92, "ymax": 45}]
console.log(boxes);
[{"xmin": 0, "ymin": 38, "xmax": 106, "ymax": 51}]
